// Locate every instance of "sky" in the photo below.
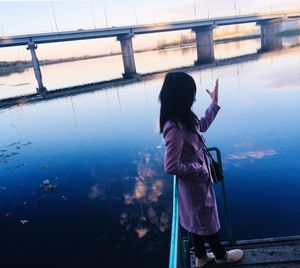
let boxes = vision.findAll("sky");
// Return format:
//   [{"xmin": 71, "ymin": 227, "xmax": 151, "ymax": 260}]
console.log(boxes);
[{"xmin": 0, "ymin": 0, "xmax": 299, "ymax": 61}]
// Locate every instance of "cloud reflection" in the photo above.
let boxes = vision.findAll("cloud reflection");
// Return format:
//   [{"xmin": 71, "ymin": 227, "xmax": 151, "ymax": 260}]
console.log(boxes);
[
  {"xmin": 234, "ymin": 141, "xmax": 255, "ymax": 148},
  {"xmin": 135, "ymin": 227, "xmax": 149, "ymax": 238},
  {"xmin": 148, "ymin": 179, "xmax": 164, "ymax": 203},
  {"xmin": 134, "ymin": 178, "xmax": 147, "ymax": 199},
  {"xmin": 88, "ymin": 145, "xmax": 170, "ymax": 241},
  {"xmin": 88, "ymin": 183, "xmax": 104, "ymax": 200},
  {"xmin": 120, "ymin": 147, "xmax": 171, "ymax": 238},
  {"xmin": 227, "ymin": 149, "xmax": 276, "ymax": 160}
]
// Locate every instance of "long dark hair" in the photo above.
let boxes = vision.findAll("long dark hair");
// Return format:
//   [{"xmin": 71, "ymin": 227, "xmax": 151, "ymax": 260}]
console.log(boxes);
[{"xmin": 159, "ymin": 72, "xmax": 199, "ymax": 133}]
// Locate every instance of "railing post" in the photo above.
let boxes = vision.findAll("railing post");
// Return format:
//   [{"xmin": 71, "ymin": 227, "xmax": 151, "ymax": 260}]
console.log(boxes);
[
  {"xmin": 169, "ymin": 176, "xmax": 187, "ymax": 268},
  {"xmin": 169, "ymin": 176, "xmax": 179, "ymax": 268},
  {"xmin": 169, "ymin": 148, "xmax": 234, "ymax": 268},
  {"xmin": 211, "ymin": 147, "xmax": 234, "ymax": 244}
]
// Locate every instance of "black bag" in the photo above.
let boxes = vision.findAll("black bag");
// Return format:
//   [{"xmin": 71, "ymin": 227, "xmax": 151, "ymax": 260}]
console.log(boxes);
[{"xmin": 204, "ymin": 145, "xmax": 224, "ymax": 184}]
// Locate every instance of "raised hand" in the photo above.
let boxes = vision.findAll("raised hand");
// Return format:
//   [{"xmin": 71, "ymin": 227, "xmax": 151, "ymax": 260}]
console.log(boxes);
[{"xmin": 206, "ymin": 79, "xmax": 219, "ymax": 104}]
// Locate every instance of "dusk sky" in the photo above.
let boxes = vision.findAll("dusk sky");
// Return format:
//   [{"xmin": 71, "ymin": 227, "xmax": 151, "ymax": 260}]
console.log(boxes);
[{"xmin": 0, "ymin": 0, "xmax": 299, "ymax": 61}]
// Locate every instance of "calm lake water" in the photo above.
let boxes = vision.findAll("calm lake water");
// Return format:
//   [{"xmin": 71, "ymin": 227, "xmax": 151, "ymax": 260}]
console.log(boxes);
[
  {"xmin": 0, "ymin": 36, "xmax": 300, "ymax": 267},
  {"xmin": 0, "ymin": 38, "xmax": 263, "ymax": 100}
]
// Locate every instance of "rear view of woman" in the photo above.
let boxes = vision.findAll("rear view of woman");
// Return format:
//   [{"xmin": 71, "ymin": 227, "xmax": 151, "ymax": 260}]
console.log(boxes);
[{"xmin": 159, "ymin": 72, "xmax": 243, "ymax": 267}]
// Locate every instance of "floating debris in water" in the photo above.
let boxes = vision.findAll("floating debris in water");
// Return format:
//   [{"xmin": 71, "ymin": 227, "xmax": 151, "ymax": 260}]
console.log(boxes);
[
  {"xmin": 40, "ymin": 164, "xmax": 48, "ymax": 169},
  {"xmin": 4, "ymin": 178, "xmax": 62, "ymax": 218},
  {"xmin": 36, "ymin": 194, "xmax": 48, "ymax": 203},
  {"xmin": 0, "ymin": 142, "xmax": 32, "ymax": 167},
  {"xmin": 0, "ymin": 186, "xmax": 6, "ymax": 190},
  {"xmin": 22, "ymin": 142, "xmax": 32, "ymax": 146},
  {"xmin": 20, "ymin": 220, "xmax": 29, "ymax": 225},
  {"xmin": 6, "ymin": 142, "xmax": 22, "ymax": 147},
  {"xmin": 5, "ymin": 202, "xmax": 28, "ymax": 217},
  {"xmin": 0, "ymin": 152, "xmax": 19, "ymax": 163},
  {"xmin": 39, "ymin": 179, "xmax": 57, "ymax": 192},
  {"xmin": 16, "ymin": 163, "xmax": 25, "ymax": 168}
]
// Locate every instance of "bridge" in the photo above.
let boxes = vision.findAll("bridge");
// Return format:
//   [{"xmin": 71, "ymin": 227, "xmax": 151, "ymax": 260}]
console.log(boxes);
[{"xmin": 1, "ymin": 10, "xmax": 300, "ymax": 94}]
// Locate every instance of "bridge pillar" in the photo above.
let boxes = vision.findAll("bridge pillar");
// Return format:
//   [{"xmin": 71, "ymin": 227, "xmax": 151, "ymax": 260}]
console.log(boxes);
[
  {"xmin": 192, "ymin": 26, "xmax": 215, "ymax": 64},
  {"xmin": 117, "ymin": 33, "xmax": 137, "ymax": 78},
  {"xmin": 258, "ymin": 19, "xmax": 283, "ymax": 52},
  {"xmin": 26, "ymin": 41, "xmax": 47, "ymax": 95}
]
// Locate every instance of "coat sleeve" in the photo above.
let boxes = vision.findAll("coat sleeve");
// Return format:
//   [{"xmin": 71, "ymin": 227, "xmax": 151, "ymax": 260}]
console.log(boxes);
[
  {"xmin": 163, "ymin": 122, "xmax": 204, "ymax": 177},
  {"xmin": 198, "ymin": 101, "xmax": 221, "ymax": 132}
]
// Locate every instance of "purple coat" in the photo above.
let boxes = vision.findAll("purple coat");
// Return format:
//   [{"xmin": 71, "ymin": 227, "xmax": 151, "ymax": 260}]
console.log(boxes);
[{"xmin": 163, "ymin": 102, "xmax": 221, "ymax": 236}]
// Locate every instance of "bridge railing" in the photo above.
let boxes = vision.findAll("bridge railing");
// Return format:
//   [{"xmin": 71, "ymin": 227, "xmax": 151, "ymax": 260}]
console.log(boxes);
[{"xmin": 168, "ymin": 147, "xmax": 233, "ymax": 268}]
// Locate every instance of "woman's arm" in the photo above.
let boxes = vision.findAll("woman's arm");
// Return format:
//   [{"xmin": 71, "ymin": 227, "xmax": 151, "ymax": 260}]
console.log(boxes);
[
  {"xmin": 198, "ymin": 101, "xmax": 220, "ymax": 132},
  {"xmin": 163, "ymin": 123, "xmax": 204, "ymax": 177},
  {"xmin": 198, "ymin": 79, "xmax": 220, "ymax": 132}
]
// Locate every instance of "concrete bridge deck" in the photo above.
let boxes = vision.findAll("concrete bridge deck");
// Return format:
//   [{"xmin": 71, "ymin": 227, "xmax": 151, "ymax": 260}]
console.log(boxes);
[{"xmin": 0, "ymin": 10, "xmax": 300, "ymax": 47}]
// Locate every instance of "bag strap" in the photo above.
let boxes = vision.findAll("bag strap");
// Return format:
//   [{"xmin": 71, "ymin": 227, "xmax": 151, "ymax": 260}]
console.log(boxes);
[{"xmin": 203, "ymin": 141, "xmax": 215, "ymax": 161}]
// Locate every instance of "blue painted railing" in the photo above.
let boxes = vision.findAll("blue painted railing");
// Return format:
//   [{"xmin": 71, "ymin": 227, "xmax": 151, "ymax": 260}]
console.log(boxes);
[{"xmin": 168, "ymin": 147, "xmax": 233, "ymax": 268}]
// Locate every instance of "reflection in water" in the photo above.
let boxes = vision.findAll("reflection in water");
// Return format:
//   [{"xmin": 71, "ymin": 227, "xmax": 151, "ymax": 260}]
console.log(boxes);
[
  {"xmin": 227, "ymin": 150, "xmax": 277, "ymax": 160},
  {"xmin": 87, "ymin": 144, "xmax": 170, "ymax": 245},
  {"xmin": 135, "ymin": 227, "xmax": 149, "ymax": 238},
  {"xmin": 119, "ymin": 147, "xmax": 170, "ymax": 237},
  {"xmin": 149, "ymin": 180, "xmax": 164, "ymax": 203},
  {"xmin": 69, "ymin": 96, "xmax": 78, "ymax": 128},
  {"xmin": 88, "ymin": 183, "xmax": 105, "ymax": 200},
  {"xmin": 135, "ymin": 217, "xmax": 149, "ymax": 238},
  {"xmin": 116, "ymin": 88, "xmax": 122, "ymax": 112},
  {"xmin": 1, "ymin": 35, "xmax": 298, "ymax": 100},
  {"xmin": 234, "ymin": 142, "xmax": 255, "ymax": 148}
]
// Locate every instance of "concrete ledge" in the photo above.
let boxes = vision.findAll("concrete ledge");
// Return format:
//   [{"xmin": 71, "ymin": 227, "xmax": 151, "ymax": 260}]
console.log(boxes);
[{"xmin": 191, "ymin": 236, "xmax": 300, "ymax": 267}]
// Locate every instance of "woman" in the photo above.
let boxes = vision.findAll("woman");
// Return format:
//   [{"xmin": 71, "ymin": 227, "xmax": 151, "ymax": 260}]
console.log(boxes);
[{"xmin": 159, "ymin": 72, "xmax": 243, "ymax": 267}]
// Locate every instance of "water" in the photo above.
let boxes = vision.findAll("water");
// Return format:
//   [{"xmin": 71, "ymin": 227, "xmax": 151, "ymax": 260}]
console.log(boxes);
[
  {"xmin": 0, "ymin": 36, "xmax": 300, "ymax": 267},
  {"xmin": 0, "ymin": 38, "xmax": 261, "ymax": 100}
]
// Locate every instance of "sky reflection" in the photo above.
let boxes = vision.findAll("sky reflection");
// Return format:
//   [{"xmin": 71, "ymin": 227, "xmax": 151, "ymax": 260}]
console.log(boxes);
[{"xmin": 227, "ymin": 149, "xmax": 277, "ymax": 160}]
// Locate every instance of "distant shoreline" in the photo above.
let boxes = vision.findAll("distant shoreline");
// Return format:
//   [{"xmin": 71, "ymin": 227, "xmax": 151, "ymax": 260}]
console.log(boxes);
[{"xmin": 0, "ymin": 28, "xmax": 299, "ymax": 77}]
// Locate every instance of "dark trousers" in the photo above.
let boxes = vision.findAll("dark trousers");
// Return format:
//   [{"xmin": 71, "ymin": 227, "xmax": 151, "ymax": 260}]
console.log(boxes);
[{"xmin": 192, "ymin": 232, "xmax": 226, "ymax": 260}]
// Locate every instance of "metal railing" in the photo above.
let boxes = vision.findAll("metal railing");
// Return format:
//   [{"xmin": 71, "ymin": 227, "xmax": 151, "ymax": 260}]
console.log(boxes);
[{"xmin": 168, "ymin": 147, "xmax": 233, "ymax": 268}]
